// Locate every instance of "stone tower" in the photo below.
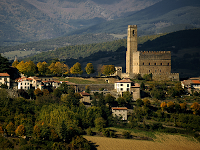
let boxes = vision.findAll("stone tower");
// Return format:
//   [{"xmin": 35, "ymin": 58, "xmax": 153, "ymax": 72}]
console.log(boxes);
[{"xmin": 126, "ymin": 25, "xmax": 139, "ymax": 74}]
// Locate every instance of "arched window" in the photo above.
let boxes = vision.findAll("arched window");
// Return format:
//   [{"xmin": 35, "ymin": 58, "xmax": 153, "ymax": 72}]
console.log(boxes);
[
  {"xmin": 132, "ymin": 30, "xmax": 135, "ymax": 35},
  {"xmin": 149, "ymin": 63, "xmax": 150, "ymax": 65},
  {"xmin": 143, "ymin": 63, "xmax": 144, "ymax": 65},
  {"xmin": 161, "ymin": 63, "xmax": 162, "ymax": 65}
]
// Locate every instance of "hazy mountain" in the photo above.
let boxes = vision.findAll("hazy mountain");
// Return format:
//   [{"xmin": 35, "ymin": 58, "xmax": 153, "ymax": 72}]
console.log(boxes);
[
  {"xmin": 70, "ymin": 0, "xmax": 200, "ymax": 36},
  {"xmin": 0, "ymin": 0, "xmax": 160, "ymax": 46}
]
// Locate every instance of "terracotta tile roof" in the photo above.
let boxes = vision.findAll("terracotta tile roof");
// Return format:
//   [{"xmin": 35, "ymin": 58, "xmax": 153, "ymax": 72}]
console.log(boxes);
[
  {"xmin": 132, "ymin": 83, "xmax": 140, "ymax": 88},
  {"xmin": 80, "ymin": 91, "xmax": 90, "ymax": 96},
  {"xmin": 0, "ymin": 73, "xmax": 10, "ymax": 77},
  {"xmin": 112, "ymin": 107, "xmax": 127, "ymax": 110},
  {"xmin": 115, "ymin": 78, "xmax": 132, "ymax": 83},
  {"xmin": 192, "ymin": 80, "xmax": 200, "ymax": 84}
]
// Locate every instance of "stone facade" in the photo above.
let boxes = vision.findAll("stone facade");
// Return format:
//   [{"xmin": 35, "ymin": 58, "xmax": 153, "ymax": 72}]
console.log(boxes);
[{"xmin": 117, "ymin": 25, "xmax": 179, "ymax": 81}]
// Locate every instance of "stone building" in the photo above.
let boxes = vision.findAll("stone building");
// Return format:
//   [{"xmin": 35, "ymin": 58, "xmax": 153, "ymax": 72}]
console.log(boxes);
[
  {"xmin": 115, "ymin": 25, "xmax": 179, "ymax": 81},
  {"xmin": 111, "ymin": 107, "xmax": 128, "ymax": 120}
]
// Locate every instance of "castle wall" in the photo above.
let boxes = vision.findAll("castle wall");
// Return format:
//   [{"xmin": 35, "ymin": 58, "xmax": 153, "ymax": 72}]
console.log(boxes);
[{"xmin": 138, "ymin": 51, "xmax": 171, "ymax": 74}]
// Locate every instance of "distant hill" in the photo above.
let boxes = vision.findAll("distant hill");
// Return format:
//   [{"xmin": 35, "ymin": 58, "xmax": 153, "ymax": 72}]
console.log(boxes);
[
  {"xmin": 69, "ymin": 0, "xmax": 200, "ymax": 35},
  {"xmin": 0, "ymin": 0, "xmax": 159, "ymax": 46}
]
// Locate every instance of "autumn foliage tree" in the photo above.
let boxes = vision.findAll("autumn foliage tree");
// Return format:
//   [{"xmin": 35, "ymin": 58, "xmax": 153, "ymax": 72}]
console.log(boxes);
[
  {"xmin": 37, "ymin": 61, "xmax": 49, "ymax": 75},
  {"xmin": 191, "ymin": 102, "xmax": 200, "ymax": 115},
  {"xmin": 160, "ymin": 102, "xmax": 167, "ymax": 111},
  {"xmin": 15, "ymin": 125, "xmax": 25, "ymax": 136},
  {"xmin": 49, "ymin": 62, "xmax": 70, "ymax": 76},
  {"xmin": 34, "ymin": 88, "xmax": 43, "ymax": 97},
  {"xmin": 101, "ymin": 65, "xmax": 115, "ymax": 76},
  {"xmin": 16, "ymin": 60, "xmax": 36, "ymax": 76},
  {"xmin": 85, "ymin": 63, "xmax": 95, "ymax": 75},
  {"xmin": 70, "ymin": 62, "xmax": 83, "ymax": 76}
]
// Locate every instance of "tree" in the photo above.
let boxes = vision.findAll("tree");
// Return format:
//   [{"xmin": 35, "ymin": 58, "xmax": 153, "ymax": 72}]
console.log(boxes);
[
  {"xmin": 15, "ymin": 125, "xmax": 25, "ymax": 136},
  {"xmin": 160, "ymin": 102, "xmax": 167, "ymax": 111},
  {"xmin": 33, "ymin": 125, "xmax": 41, "ymax": 139},
  {"xmin": 48, "ymin": 62, "xmax": 70, "ymax": 76},
  {"xmin": 6, "ymin": 122, "xmax": 15, "ymax": 136},
  {"xmin": 143, "ymin": 98, "xmax": 151, "ymax": 107},
  {"xmin": 12, "ymin": 60, "xmax": 19, "ymax": 68},
  {"xmin": 94, "ymin": 117, "xmax": 106, "ymax": 131},
  {"xmin": 167, "ymin": 101, "xmax": 175, "ymax": 113},
  {"xmin": 0, "ymin": 54, "xmax": 10, "ymax": 72},
  {"xmin": 105, "ymin": 93, "xmax": 115, "ymax": 107},
  {"xmin": 101, "ymin": 65, "xmax": 115, "ymax": 76},
  {"xmin": 70, "ymin": 62, "xmax": 83, "ymax": 76},
  {"xmin": 85, "ymin": 63, "xmax": 95, "ymax": 75},
  {"xmin": 180, "ymin": 102, "xmax": 187, "ymax": 113},
  {"xmin": 37, "ymin": 61, "xmax": 48, "ymax": 75},
  {"xmin": 123, "ymin": 91, "xmax": 132, "ymax": 104},
  {"xmin": 43, "ymin": 89, "xmax": 49, "ymax": 96},
  {"xmin": 34, "ymin": 88, "xmax": 43, "ymax": 97},
  {"xmin": 16, "ymin": 60, "xmax": 36, "ymax": 76},
  {"xmin": 191, "ymin": 102, "xmax": 200, "ymax": 115},
  {"xmin": 117, "ymin": 97, "xmax": 126, "ymax": 107}
]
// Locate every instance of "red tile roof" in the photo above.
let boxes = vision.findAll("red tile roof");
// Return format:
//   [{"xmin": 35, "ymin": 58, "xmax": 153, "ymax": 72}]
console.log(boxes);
[
  {"xmin": 115, "ymin": 78, "xmax": 132, "ymax": 83},
  {"xmin": 192, "ymin": 80, "xmax": 200, "ymax": 84},
  {"xmin": 80, "ymin": 92, "xmax": 90, "ymax": 96},
  {"xmin": 0, "ymin": 73, "xmax": 10, "ymax": 77},
  {"xmin": 112, "ymin": 107, "xmax": 127, "ymax": 110}
]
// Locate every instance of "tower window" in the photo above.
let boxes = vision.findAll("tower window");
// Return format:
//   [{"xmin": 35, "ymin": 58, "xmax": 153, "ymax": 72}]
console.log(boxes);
[
  {"xmin": 161, "ymin": 63, "xmax": 162, "ymax": 65},
  {"xmin": 149, "ymin": 70, "xmax": 151, "ymax": 72},
  {"xmin": 143, "ymin": 63, "xmax": 144, "ymax": 65},
  {"xmin": 132, "ymin": 30, "xmax": 135, "ymax": 36},
  {"xmin": 168, "ymin": 63, "xmax": 169, "ymax": 66},
  {"xmin": 149, "ymin": 63, "xmax": 150, "ymax": 65},
  {"xmin": 154, "ymin": 63, "xmax": 156, "ymax": 65}
]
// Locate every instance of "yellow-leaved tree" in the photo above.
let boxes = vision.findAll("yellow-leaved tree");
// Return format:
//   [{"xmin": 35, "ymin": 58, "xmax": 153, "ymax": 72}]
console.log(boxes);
[
  {"xmin": 160, "ymin": 102, "xmax": 167, "ymax": 111},
  {"xmin": 70, "ymin": 62, "xmax": 83, "ymax": 76},
  {"xmin": 49, "ymin": 62, "xmax": 70, "ymax": 76},
  {"xmin": 16, "ymin": 60, "xmax": 36, "ymax": 76},
  {"xmin": 37, "ymin": 61, "xmax": 48, "ymax": 75},
  {"xmin": 15, "ymin": 125, "xmax": 25, "ymax": 136},
  {"xmin": 191, "ymin": 102, "xmax": 200, "ymax": 115}
]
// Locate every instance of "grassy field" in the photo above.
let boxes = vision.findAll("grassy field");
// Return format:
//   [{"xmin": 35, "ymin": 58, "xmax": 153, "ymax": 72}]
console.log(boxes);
[
  {"xmin": 58, "ymin": 77, "xmax": 117, "ymax": 84},
  {"xmin": 84, "ymin": 133, "xmax": 200, "ymax": 150}
]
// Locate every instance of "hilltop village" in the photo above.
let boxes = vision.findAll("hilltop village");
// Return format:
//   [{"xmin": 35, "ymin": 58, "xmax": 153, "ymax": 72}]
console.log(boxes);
[{"xmin": 0, "ymin": 25, "xmax": 200, "ymax": 149}]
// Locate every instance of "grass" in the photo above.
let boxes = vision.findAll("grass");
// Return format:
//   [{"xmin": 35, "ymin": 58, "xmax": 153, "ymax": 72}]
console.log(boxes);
[{"xmin": 58, "ymin": 77, "xmax": 110, "ymax": 84}]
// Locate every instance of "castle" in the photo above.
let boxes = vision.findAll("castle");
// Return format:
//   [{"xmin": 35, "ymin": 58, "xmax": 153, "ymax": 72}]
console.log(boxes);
[{"xmin": 115, "ymin": 25, "xmax": 179, "ymax": 81}]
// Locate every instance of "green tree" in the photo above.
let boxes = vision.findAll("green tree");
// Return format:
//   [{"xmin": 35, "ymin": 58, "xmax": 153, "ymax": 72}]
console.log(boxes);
[
  {"xmin": 70, "ymin": 62, "xmax": 83, "ymax": 76},
  {"xmin": 94, "ymin": 117, "xmax": 106, "ymax": 131},
  {"xmin": 117, "ymin": 96, "xmax": 126, "ymax": 107},
  {"xmin": 34, "ymin": 88, "xmax": 43, "ymax": 97},
  {"xmin": 0, "ymin": 54, "xmax": 10, "ymax": 72},
  {"xmin": 123, "ymin": 91, "xmax": 132, "ymax": 104},
  {"xmin": 105, "ymin": 93, "xmax": 115, "ymax": 107},
  {"xmin": 6, "ymin": 122, "xmax": 15, "ymax": 136},
  {"xmin": 85, "ymin": 63, "xmax": 95, "ymax": 75}
]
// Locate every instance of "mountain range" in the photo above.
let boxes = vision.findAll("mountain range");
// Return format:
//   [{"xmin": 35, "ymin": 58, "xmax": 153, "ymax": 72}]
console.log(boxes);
[{"xmin": 1, "ymin": 0, "xmax": 200, "ymax": 46}]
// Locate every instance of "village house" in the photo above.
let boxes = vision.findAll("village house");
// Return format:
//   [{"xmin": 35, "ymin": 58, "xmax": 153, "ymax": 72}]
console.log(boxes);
[
  {"xmin": 111, "ymin": 107, "xmax": 128, "ymax": 120},
  {"xmin": 0, "ymin": 73, "xmax": 10, "ymax": 88},
  {"xmin": 114, "ymin": 78, "xmax": 140, "ymax": 100},
  {"xmin": 79, "ymin": 91, "xmax": 91, "ymax": 103},
  {"xmin": 181, "ymin": 77, "xmax": 200, "ymax": 93}
]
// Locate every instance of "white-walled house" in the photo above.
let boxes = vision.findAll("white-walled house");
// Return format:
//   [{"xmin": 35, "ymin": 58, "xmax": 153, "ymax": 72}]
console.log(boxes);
[
  {"xmin": 114, "ymin": 78, "xmax": 132, "ymax": 92},
  {"xmin": 112, "ymin": 107, "xmax": 128, "ymax": 120},
  {"xmin": 114, "ymin": 78, "xmax": 140, "ymax": 100},
  {"xmin": 0, "ymin": 73, "xmax": 10, "ymax": 88}
]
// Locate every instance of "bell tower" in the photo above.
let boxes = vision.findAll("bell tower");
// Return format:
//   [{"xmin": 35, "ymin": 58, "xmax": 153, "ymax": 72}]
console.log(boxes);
[{"xmin": 126, "ymin": 25, "xmax": 138, "ymax": 74}]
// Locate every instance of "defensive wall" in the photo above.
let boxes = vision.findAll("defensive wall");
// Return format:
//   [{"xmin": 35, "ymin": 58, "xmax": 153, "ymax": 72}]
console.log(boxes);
[{"xmin": 76, "ymin": 84, "xmax": 114, "ymax": 92}]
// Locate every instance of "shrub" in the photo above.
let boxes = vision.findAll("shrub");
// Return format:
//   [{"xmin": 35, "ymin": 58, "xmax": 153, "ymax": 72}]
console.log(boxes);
[
  {"xmin": 122, "ymin": 131, "xmax": 131, "ymax": 139},
  {"xmin": 86, "ymin": 127, "xmax": 93, "ymax": 136}
]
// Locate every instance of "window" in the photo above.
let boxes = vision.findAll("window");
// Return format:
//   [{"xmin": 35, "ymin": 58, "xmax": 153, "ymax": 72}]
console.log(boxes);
[
  {"xmin": 121, "ymin": 84, "xmax": 123, "ymax": 86},
  {"xmin": 120, "ymin": 88, "xmax": 123, "ymax": 91},
  {"xmin": 127, "ymin": 84, "xmax": 129, "ymax": 87},
  {"xmin": 149, "ymin": 63, "xmax": 150, "ymax": 65},
  {"xmin": 154, "ymin": 63, "xmax": 156, "ymax": 65},
  {"xmin": 149, "ymin": 70, "xmax": 151, "ymax": 72},
  {"xmin": 161, "ymin": 63, "xmax": 162, "ymax": 65},
  {"xmin": 132, "ymin": 30, "xmax": 135, "ymax": 35},
  {"xmin": 143, "ymin": 63, "xmax": 144, "ymax": 65},
  {"xmin": 127, "ymin": 88, "xmax": 129, "ymax": 91},
  {"xmin": 168, "ymin": 63, "xmax": 169, "ymax": 66}
]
